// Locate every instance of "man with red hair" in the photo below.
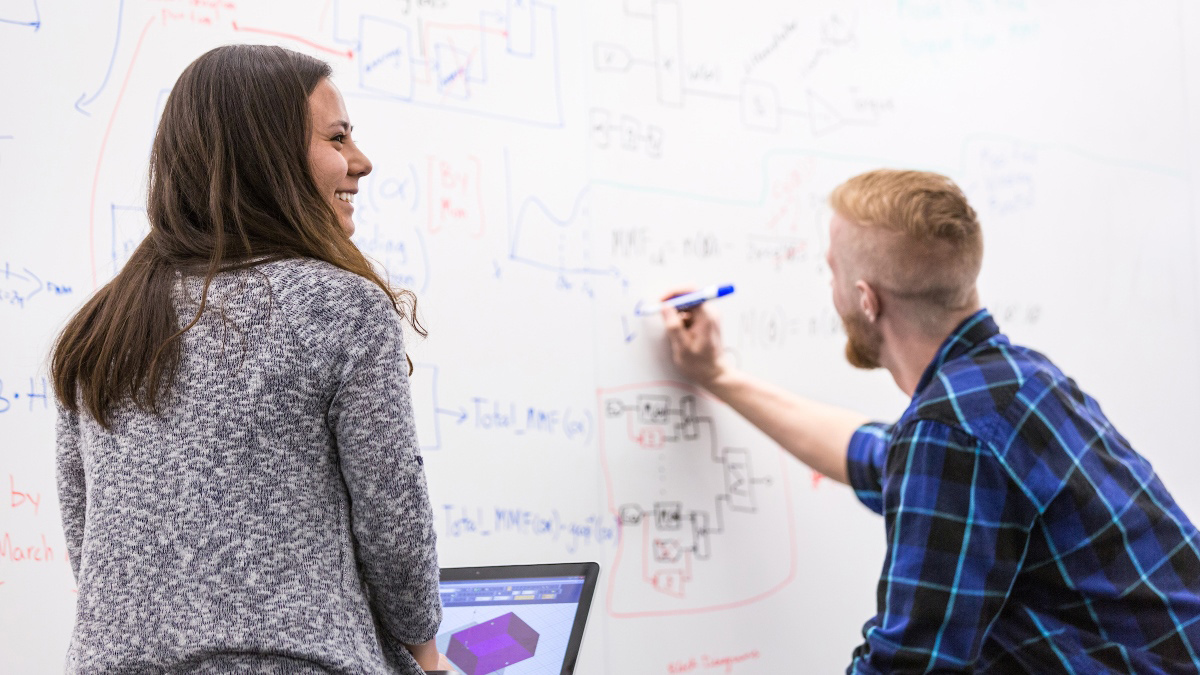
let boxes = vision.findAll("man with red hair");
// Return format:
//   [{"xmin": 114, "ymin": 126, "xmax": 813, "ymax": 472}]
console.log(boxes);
[{"xmin": 661, "ymin": 169, "xmax": 1200, "ymax": 673}]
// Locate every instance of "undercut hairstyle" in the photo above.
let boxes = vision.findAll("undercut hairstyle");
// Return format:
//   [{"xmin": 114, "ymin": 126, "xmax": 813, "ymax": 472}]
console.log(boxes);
[
  {"xmin": 52, "ymin": 44, "xmax": 424, "ymax": 428},
  {"xmin": 830, "ymin": 169, "xmax": 983, "ymax": 316}
]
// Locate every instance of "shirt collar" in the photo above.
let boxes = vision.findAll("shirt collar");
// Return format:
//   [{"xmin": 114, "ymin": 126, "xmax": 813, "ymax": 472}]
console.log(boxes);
[{"xmin": 913, "ymin": 308, "xmax": 1000, "ymax": 396}]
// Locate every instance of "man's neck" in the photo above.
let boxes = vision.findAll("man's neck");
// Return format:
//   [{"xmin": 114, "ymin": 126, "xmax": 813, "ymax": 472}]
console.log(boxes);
[{"xmin": 880, "ymin": 306, "xmax": 981, "ymax": 397}]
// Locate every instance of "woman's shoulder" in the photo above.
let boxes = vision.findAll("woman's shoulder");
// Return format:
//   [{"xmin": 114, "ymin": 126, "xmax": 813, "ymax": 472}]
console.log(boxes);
[
  {"xmin": 254, "ymin": 258, "xmax": 400, "ymax": 349},
  {"xmin": 256, "ymin": 258, "xmax": 393, "ymax": 313}
]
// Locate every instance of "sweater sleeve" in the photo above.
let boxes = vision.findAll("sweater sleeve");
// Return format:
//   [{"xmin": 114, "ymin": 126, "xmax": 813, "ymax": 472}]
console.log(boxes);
[
  {"xmin": 55, "ymin": 404, "xmax": 86, "ymax": 582},
  {"xmin": 325, "ymin": 290, "xmax": 442, "ymax": 647}
]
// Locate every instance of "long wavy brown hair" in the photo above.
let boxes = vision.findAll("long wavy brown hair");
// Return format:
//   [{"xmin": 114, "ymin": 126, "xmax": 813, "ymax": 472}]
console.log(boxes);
[{"xmin": 52, "ymin": 44, "xmax": 424, "ymax": 428}]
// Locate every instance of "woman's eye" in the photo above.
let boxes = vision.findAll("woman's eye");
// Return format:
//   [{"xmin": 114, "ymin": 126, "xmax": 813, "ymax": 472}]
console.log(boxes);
[{"xmin": 332, "ymin": 134, "xmax": 346, "ymax": 143}]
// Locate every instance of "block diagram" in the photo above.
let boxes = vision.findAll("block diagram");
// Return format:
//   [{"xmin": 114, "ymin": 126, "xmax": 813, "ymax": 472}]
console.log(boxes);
[
  {"xmin": 597, "ymin": 382, "xmax": 797, "ymax": 617},
  {"xmin": 589, "ymin": 2, "xmax": 890, "ymax": 136},
  {"xmin": 340, "ymin": 0, "xmax": 565, "ymax": 127}
]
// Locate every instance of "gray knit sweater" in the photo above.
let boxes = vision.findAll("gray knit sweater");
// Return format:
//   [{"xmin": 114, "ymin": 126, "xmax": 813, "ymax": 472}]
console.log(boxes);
[{"xmin": 55, "ymin": 258, "xmax": 441, "ymax": 674}]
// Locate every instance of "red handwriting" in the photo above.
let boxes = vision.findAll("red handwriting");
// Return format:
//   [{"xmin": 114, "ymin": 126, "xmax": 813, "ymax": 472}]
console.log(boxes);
[
  {"xmin": 668, "ymin": 657, "xmax": 699, "ymax": 673},
  {"xmin": 703, "ymin": 649, "xmax": 761, "ymax": 672},
  {"xmin": 156, "ymin": 0, "xmax": 238, "ymax": 28},
  {"xmin": 0, "ymin": 532, "xmax": 55, "ymax": 563},
  {"xmin": 10, "ymin": 475, "xmax": 41, "ymax": 516},
  {"xmin": 668, "ymin": 649, "xmax": 761, "ymax": 674},
  {"xmin": 634, "ymin": 427, "xmax": 666, "ymax": 448},
  {"xmin": 426, "ymin": 156, "xmax": 486, "ymax": 238},
  {"xmin": 765, "ymin": 165, "xmax": 817, "ymax": 233}
]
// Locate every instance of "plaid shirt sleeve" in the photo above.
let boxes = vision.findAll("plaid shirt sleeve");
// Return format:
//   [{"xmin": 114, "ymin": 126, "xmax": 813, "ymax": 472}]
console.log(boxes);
[
  {"xmin": 847, "ymin": 421, "xmax": 892, "ymax": 515},
  {"xmin": 847, "ymin": 418, "xmax": 1037, "ymax": 674}
]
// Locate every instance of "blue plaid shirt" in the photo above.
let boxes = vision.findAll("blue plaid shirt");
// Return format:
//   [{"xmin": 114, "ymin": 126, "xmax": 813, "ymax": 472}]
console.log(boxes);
[{"xmin": 846, "ymin": 309, "xmax": 1200, "ymax": 673}]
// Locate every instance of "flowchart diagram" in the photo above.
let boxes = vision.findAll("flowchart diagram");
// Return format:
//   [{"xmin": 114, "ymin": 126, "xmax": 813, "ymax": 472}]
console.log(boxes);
[
  {"xmin": 598, "ymin": 382, "xmax": 796, "ymax": 617},
  {"xmin": 589, "ymin": 2, "xmax": 890, "ymax": 136},
  {"xmin": 338, "ymin": 0, "xmax": 565, "ymax": 126}
]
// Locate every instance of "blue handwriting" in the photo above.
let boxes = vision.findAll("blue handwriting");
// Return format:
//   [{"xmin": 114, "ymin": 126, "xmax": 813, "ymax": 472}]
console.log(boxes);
[
  {"xmin": 469, "ymin": 396, "xmax": 593, "ymax": 443},
  {"xmin": 0, "ymin": 377, "xmax": 51, "ymax": 415},
  {"xmin": 0, "ymin": 263, "xmax": 73, "ymax": 309},
  {"xmin": 440, "ymin": 504, "xmax": 618, "ymax": 553}
]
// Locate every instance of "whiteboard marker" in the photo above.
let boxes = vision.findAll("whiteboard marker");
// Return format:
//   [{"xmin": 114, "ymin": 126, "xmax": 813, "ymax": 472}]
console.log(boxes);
[{"xmin": 634, "ymin": 284, "xmax": 736, "ymax": 316}]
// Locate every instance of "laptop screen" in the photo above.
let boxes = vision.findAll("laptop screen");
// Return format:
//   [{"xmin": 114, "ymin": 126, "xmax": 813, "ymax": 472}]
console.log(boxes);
[{"xmin": 436, "ymin": 573, "xmax": 593, "ymax": 674}]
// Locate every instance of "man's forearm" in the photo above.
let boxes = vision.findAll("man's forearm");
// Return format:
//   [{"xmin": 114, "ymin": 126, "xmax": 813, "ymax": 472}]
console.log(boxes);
[{"xmin": 702, "ymin": 369, "xmax": 868, "ymax": 484}]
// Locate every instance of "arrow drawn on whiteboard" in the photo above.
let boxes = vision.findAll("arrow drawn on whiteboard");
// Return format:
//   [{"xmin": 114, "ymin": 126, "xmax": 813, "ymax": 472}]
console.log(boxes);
[
  {"xmin": 437, "ymin": 407, "xmax": 468, "ymax": 424},
  {"xmin": 74, "ymin": 0, "xmax": 124, "ymax": 116},
  {"xmin": 621, "ymin": 316, "xmax": 636, "ymax": 343},
  {"xmin": 0, "ymin": 0, "xmax": 41, "ymax": 30}
]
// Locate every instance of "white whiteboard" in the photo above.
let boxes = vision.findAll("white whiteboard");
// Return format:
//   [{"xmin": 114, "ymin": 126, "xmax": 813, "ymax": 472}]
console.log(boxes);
[{"xmin": 3, "ymin": 1, "xmax": 1200, "ymax": 672}]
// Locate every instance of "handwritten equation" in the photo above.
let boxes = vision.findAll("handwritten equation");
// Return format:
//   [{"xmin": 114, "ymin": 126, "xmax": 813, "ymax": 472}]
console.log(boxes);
[
  {"xmin": 439, "ymin": 503, "xmax": 617, "ymax": 554},
  {"xmin": 0, "ymin": 377, "xmax": 51, "ymax": 415},
  {"xmin": 0, "ymin": 264, "xmax": 73, "ymax": 310}
]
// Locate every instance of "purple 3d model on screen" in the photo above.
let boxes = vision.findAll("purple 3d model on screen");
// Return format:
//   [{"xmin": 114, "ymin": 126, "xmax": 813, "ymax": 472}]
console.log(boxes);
[{"xmin": 447, "ymin": 612, "xmax": 540, "ymax": 675}]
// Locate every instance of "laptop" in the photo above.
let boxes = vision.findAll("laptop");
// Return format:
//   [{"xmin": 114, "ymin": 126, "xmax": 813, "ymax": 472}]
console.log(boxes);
[{"xmin": 434, "ymin": 562, "xmax": 600, "ymax": 675}]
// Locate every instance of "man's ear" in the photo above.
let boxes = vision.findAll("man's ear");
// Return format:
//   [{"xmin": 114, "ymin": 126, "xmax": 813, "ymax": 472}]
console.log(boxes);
[{"xmin": 855, "ymin": 279, "xmax": 880, "ymax": 323}]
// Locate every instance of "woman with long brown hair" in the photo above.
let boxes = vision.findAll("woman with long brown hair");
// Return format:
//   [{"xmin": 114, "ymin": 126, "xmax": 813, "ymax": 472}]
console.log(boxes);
[{"xmin": 51, "ymin": 44, "xmax": 448, "ymax": 673}]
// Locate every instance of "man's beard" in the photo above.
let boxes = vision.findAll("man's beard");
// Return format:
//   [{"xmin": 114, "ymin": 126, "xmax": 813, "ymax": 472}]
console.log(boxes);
[{"xmin": 842, "ymin": 310, "xmax": 883, "ymax": 370}]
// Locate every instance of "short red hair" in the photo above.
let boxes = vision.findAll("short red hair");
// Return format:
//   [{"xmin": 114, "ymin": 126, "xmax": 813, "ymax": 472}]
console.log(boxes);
[{"xmin": 830, "ymin": 169, "xmax": 983, "ymax": 313}]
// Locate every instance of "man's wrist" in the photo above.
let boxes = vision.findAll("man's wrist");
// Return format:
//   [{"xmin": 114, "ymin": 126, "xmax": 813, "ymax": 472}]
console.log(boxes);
[{"xmin": 701, "ymin": 364, "xmax": 742, "ymax": 400}]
